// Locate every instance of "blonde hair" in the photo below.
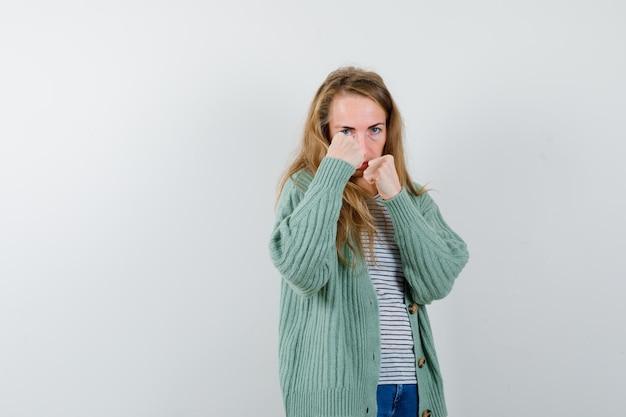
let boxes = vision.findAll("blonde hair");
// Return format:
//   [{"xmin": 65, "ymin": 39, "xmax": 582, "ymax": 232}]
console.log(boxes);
[{"xmin": 279, "ymin": 66, "xmax": 425, "ymax": 265}]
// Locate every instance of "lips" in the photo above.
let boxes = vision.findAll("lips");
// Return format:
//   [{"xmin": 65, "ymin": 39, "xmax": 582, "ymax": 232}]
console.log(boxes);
[{"xmin": 358, "ymin": 161, "xmax": 369, "ymax": 170}]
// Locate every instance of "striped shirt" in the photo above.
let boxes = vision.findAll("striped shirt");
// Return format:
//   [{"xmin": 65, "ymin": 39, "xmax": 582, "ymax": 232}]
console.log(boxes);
[{"xmin": 362, "ymin": 197, "xmax": 417, "ymax": 384}]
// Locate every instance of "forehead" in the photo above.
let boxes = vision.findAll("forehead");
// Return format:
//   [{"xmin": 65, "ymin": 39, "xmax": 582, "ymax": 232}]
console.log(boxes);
[{"xmin": 329, "ymin": 94, "xmax": 386, "ymax": 124}]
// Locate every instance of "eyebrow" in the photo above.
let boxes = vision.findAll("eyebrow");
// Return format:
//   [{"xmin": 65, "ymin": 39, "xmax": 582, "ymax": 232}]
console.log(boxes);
[{"xmin": 333, "ymin": 122, "xmax": 386, "ymax": 129}]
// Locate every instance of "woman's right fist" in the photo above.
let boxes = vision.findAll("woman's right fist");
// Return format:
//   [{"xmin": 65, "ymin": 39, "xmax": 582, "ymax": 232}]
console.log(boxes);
[{"xmin": 326, "ymin": 132, "xmax": 364, "ymax": 169}]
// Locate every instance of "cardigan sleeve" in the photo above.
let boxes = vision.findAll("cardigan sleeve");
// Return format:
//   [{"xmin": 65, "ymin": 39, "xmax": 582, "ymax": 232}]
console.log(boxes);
[
  {"xmin": 269, "ymin": 157, "xmax": 355, "ymax": 297},
  {"xmin": 381, "ymin": 187, "xmax": 469, "ymax": 305}
]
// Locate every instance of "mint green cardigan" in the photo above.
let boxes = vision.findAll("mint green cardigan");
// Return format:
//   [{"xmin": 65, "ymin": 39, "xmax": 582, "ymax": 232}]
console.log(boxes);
[{"xmin": 269, "ymin": 157, "xmax": 469, "ymax": 417}]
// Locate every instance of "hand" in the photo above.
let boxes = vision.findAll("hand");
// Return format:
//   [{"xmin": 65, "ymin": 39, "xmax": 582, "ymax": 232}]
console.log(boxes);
[
  {"xmin": 326, "ymin": 132, "xmax": 365, "ymax": 169},
  {"xmin": 362, "ymin": 155, "xmax": 402, "ymax": 199}
]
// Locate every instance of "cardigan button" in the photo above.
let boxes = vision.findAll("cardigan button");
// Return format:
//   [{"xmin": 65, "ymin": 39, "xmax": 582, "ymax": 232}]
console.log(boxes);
[
  {"xmin": 408, "ymin": 303, "xmax": 418, "ymax": 314},
  {"xmin": 421, "ymin": 410, "xmax": 432, "ymax": 417},
  {"xmin": 417, "ymin": 357, "xmax": 426, "ymax": 368}
]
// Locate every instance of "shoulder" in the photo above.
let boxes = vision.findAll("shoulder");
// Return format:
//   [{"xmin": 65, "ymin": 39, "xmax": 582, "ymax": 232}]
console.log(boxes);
[
  {"xmin": 290, "ymin": 170, "xmax": 314, "ymax": 192},
  {"xmin": 404, "ymin": 182, "xmax": 439, "ymax": 213},
  {"xmin": 276, "ymin": 169, "xmax": 314, "ymax": 211},
  {"xmin": 280, "ymin": 169, "xmax": 313, "ymax": 199},
  {"xmin": 283, "ymin": 158, "xmax": 354, "ymax": 195}
]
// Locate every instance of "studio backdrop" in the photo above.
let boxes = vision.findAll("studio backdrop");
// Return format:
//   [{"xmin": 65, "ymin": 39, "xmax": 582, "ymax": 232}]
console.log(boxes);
[{"xmin": 1, "ymin": 1, "xmax": 624, "ymax": 416}]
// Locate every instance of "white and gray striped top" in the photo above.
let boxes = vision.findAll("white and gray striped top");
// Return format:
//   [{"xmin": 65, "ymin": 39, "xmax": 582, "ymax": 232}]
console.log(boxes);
[{"xmin": 362, "ymin": 197, "xmax": 417, "ymax": 385}]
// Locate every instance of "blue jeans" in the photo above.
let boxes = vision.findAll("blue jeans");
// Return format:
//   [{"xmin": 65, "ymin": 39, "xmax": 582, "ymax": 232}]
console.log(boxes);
[{"xmin": 376, "ymin": 384, "xmax": 418, "ymax": 417}]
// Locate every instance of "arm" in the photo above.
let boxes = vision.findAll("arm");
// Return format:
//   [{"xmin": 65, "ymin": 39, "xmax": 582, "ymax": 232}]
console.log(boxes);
[
  {"xmin": 269, "ymin": 157, "xmax": 354, "ymax": 297},
  {"xmin": 381, "ymin": 189, "xmax": 469, "ymax": 305}
]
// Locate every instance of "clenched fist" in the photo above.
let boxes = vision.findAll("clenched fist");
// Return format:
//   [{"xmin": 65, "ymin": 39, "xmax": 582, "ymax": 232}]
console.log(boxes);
[
  {"xmin": 363, "ymin": 155, "xmax": 402, "ymax": 200},
  {"xmin": 326, "ymin": 132, "xmax": 365, "ymax": 169}
]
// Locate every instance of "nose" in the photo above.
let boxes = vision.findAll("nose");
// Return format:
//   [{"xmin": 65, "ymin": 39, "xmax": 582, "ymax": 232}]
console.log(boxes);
[{"xmin": 354, "ymin": 132, "xmax": 366, "ymax": 149}]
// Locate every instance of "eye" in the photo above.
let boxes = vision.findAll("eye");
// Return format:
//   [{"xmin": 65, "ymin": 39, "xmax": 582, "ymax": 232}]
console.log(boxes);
[
  {"xmin": 370, "ymin": 127, "xmax": 382, "ymax": 134},
  {"xmin": 341, "ymin": 128, "xmax": 351, "ymax": 135}
]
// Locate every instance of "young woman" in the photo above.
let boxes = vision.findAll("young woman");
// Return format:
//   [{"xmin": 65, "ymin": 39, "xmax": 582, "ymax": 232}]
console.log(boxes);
[{"xmin": 269, "ymin": 67, "xmax": 469, "ymax": 417}]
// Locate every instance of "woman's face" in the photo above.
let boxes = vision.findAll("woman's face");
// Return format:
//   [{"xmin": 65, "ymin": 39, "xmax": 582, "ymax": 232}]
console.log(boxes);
[{"xmin": 327, "ymin": 93, "xmax": 387, "ymax": 177}]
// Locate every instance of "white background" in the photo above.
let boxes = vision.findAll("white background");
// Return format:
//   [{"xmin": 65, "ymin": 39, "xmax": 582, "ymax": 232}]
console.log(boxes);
[{"xmin": 1, "ymin": 1, "xmax": 625, "ymax": 416}]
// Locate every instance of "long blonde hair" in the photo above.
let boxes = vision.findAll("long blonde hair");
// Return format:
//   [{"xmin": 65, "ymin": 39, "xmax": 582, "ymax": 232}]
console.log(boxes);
[{"xmin": 279, "ymin": 66, "xmax": 425, "ymax": 265}]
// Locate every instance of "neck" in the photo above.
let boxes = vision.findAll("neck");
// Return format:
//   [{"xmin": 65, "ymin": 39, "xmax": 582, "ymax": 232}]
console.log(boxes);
[{"xmin": 353, "ymin": 177, "xmax": 377, "ymax": 196}]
